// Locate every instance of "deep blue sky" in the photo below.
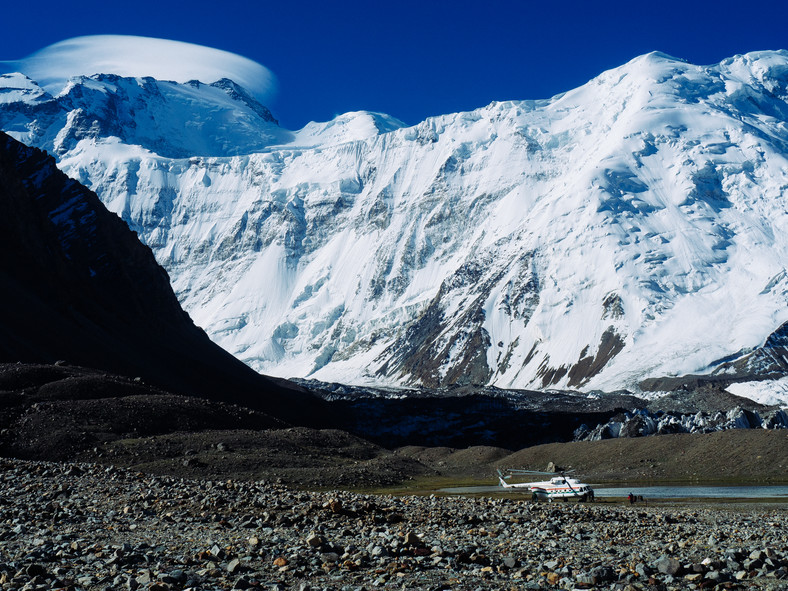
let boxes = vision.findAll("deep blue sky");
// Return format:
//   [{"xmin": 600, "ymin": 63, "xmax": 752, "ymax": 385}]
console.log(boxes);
[{"xmin": 3, "ymin": 0, "xmax": 787, "ymax": 129}]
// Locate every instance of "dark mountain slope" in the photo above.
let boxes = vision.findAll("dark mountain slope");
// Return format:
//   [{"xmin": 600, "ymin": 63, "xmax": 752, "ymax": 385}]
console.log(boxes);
[{"xmin": 0, "ymin": 132, "xmax": 322, "ymax": 424}]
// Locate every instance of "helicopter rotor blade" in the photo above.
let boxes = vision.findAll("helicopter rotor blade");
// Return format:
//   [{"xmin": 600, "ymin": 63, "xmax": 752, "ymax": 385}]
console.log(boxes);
[{"xmin": 503, "ymin": 469, "xmax": 575, "ymax": 476}]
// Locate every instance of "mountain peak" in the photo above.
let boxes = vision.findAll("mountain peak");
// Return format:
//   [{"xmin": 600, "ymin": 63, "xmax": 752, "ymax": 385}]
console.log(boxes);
[
  {"xmin": 1, "ymin": 71, "xmax": 292, "ymax": 158},
  {"xmin": 0, "ymin": 73, "xmax": 51, "ymax": 105},
  {"xmin": 635, "ymin": 50, "xmax": 685, "ymax": 64},
  {"xmin": 289, "ymin": 111, "xmax": 407, "ymax": 148},
  {"xmin": 4, "ymin": 35, "xmax": 277, "ymax": 104},
  {"xmin": 208, "ymin": 77, "xmax": 279, "ymax": 125}
]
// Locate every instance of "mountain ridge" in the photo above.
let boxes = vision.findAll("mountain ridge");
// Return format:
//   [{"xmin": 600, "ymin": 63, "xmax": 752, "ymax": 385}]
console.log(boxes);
[{"xmin": 2, "ymin": 48, "xmax": 788, "ymax": 405}]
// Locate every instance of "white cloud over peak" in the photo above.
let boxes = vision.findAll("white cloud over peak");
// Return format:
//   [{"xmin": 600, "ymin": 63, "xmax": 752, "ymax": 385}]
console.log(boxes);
[{"xmin": 2, "ymin": 35, "xmax": 276, "ymax": 102}]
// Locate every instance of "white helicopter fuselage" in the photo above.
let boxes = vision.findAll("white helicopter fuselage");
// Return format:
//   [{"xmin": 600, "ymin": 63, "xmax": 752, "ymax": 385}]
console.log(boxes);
[{"xmin": 498, "ymin": 473, "xmax": 593, "ymax": 501}]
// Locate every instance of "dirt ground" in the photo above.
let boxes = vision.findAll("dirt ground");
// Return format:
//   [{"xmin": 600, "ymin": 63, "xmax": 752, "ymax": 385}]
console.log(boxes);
[
  {"xmin": 61, "ymin": 427, "xmax": 788, "ymax": 490},
  {"xmin": 2, "ymin": 362, "xmax": 786, "ymax": 490}
]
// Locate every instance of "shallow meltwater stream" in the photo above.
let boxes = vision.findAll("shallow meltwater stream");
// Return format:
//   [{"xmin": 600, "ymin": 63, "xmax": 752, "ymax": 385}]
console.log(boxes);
[
  {"xmin": 438, "ymin": 484, "xmax": 788, "ymax": 499},
  {"xmin": 593, "ymin": 485, "xmax": 788, "ymax": 499}
]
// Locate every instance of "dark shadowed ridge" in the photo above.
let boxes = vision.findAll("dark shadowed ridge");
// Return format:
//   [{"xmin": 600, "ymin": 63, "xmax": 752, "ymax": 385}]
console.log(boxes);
[{"xmin": 0, "ymin": 131, "xmax": 326, "ymax": 426}]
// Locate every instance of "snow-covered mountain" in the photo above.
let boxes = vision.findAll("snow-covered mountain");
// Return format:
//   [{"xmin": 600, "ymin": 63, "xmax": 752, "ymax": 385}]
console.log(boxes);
[
  {"xmin": 3, "ymin": 39, "xmax": 788, "ymax": 403},
  {"xmin": 0, "ymin": 72, "xmax": 287, "ymax": 158}
]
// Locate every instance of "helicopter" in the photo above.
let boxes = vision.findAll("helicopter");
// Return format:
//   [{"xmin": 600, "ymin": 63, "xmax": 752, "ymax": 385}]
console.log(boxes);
[{"xmin": 497, "ymin": 468, "xmax": 594, "ymax": 502}]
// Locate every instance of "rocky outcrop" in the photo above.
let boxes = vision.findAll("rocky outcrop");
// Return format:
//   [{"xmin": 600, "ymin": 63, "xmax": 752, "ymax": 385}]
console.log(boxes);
[
  {"xmin": 710, "ymin": 321, "xmax": 788, "ymax": 380},
  {"xmin": 574, "ymin": 407, "xmax": 788, "ymax": 441}
]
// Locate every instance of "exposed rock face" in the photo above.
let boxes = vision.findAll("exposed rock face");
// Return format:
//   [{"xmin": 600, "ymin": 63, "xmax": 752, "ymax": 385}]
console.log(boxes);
[
  {"xmin": 712, "ymin": 321, "xmax": 788, "ymax": 379},
  {"xmin": 0, "ymin": 131, "xmax": 321, "ymax": 424}
]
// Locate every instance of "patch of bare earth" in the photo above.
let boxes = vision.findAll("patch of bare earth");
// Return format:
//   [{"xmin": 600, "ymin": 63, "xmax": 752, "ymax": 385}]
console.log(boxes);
[{"xmin": 495, "ymin": 430, "xmax": 788, "ymax": 483}]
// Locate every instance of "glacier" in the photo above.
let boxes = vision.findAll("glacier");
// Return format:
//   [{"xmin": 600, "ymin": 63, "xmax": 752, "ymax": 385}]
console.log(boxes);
[{"xmin": 2, "ymin": 39, "xmax": 788, "ymax": 404}]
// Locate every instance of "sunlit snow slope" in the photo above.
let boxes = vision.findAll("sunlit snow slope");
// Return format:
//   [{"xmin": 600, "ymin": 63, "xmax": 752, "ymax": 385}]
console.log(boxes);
[{"xmin": 3, "ymin": 41, "xmax": 788, "ymax": 396}]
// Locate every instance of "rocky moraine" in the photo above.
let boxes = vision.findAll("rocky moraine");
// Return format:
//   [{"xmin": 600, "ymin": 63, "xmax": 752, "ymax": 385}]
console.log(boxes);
[{"xmin": 0, "ymin": 459, "xmax": 786, "ymax": 590}]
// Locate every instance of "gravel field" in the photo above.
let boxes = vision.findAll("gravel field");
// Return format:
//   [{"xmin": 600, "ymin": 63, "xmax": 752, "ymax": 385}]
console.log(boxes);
[{"xmin": 1, "ymin": 458, "xmax": 786, "ymax": 590}]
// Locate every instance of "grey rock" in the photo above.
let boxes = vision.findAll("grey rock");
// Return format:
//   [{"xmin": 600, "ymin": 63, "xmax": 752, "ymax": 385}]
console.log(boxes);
[
  {"xmin": 589, "ymin": 565, "xmax": 615, "ymax": 583},
  {"xmin": 705, "ymin": 570, "xmax": 721, "ymax": 581},
  {"xmin": 167, "ymin": 569, "xmax": 186, "ymax": 582},
  {"xmin": 306, "ymin": 532, "xmax": 323, "ymax": 548},
  {"xmin": 575, "ymin": 572, "xmax": 595, "ymax": 585},
  {"xmin": 656, "ymin": 556, "xmax": 682, "ymax": 575},
  {"xmin": 635, "ymin": 562, "xmax": 651, "ymax": 577},
  {"xmin": 135, "ymin": 571, "xmax": 152, "ymax": 585},
  {"xmin": 543, "ymin": 559, "xmax": 560, "ymax": 570}
]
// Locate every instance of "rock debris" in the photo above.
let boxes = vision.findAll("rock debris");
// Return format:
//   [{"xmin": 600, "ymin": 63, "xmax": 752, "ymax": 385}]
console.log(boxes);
[{"xmin": 0, "ymin": 458, "xmax": 786, "ymax": 590}]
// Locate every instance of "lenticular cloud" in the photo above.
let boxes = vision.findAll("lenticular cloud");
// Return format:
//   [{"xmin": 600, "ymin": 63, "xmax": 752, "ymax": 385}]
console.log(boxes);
[{"xmin": 3, "ymin": 35, "xmax": 277, "ymax": 102}]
